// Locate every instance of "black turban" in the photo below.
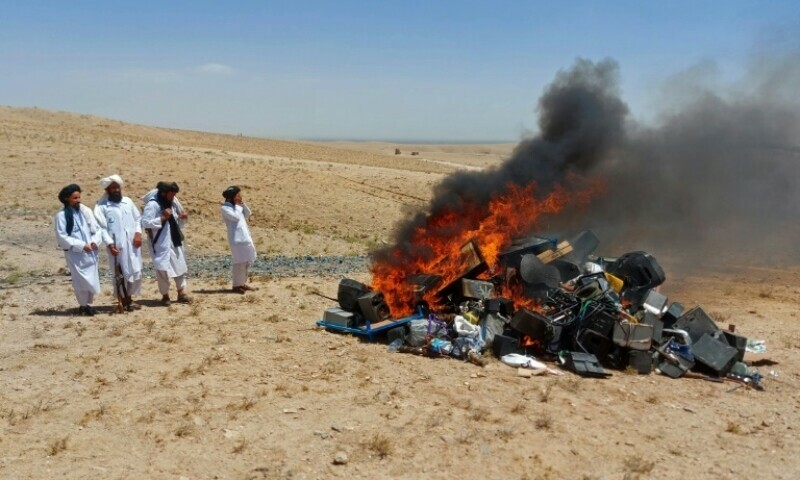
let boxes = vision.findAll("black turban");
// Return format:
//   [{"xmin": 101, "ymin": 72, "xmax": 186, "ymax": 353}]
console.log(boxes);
[
  {"xmin": 156, "ymin": 181, "xmax": 180, "ymax": 193},
  {"xmin": 222, "ymin": 186, "xmax": 241, "ymax": 201},
  {"xmin": 58, "ymin": 184, "xmax": 81, "ymax": 205}
]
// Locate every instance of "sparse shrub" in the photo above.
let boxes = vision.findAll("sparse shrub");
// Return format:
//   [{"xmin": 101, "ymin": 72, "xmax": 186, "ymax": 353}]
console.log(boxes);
[
  {"xmin": 623, "ymin": 455, "xmax": 655, "ymax": 478},
  {"xmin": 364, "ymin": 433, "xmax": 393, "ymax": 458},
  {"xmin": 534, "ymin": 414, "xmax": 553, "ymax": 430},
  {"xmin": 726, "ymin": 421, "xmax": 743, "ymax": 434},
  {"xmin": 47, "ymin": 436, "xmax": 68, "ymax": 456}
]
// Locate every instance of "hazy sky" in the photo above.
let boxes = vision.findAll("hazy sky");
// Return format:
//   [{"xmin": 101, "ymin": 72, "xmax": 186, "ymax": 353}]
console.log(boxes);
[{"xmin": 1, "ymin": 1, "xmax": 797, "ymax": 141}]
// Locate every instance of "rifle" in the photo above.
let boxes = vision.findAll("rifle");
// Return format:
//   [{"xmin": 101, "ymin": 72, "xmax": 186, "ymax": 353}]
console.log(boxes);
[{"xmin": 112, "ymin": 234, "xmax": 129, "ymax": 313}]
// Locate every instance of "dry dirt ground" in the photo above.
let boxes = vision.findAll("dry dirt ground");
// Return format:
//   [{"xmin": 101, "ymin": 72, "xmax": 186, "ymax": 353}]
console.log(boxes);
[{"xmin": 1, "ymin": 106, "xmax": 799, "ymax": 480}]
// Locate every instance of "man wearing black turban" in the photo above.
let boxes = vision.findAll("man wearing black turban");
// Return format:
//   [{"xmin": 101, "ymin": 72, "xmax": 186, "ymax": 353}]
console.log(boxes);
[
  {"xmin": 221, "ymin": 186, "xmax": 258, "ymax": 293},
  {"xmin": 54, "ymin": 184, "xmax": 104, "ymax": 316},
  {"xmin": 141, "ymin": 181, "xmax": 191, "ymax": 305}
]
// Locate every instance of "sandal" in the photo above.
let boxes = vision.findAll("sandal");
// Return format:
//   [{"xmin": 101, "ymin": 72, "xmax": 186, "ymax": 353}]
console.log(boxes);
[
  {"xmin": 232, "ymin": 286, "xmax": 246, "ymax": 294},
  {"xmin": 177, "ymin": 293, "xmax": 192, "ymax": 304},
  {"xmin": 125, "ymin": 297, "xmax": 142, "ymax": 311}
]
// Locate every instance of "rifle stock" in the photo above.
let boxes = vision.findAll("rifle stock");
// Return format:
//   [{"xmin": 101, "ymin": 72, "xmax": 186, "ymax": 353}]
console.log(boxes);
[{"xmin": 112, "ymin": 234, "xmax": 129, "ymax": 313}]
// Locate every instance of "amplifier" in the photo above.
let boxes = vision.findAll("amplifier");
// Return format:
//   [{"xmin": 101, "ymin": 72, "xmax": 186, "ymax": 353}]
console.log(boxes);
[
  {"xmin": 337, "ymin": 278, "xmax": 371, "ymax": 312},
  {"xmin": 357, "ymin": 292, "xmax": 391, "ymax": 324}
]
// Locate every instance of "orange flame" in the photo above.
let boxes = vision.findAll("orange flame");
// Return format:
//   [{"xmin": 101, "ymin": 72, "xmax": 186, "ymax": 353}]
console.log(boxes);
[{"xmin": 372, "ymin": 179, "xmax": 603, "ymax": 316}]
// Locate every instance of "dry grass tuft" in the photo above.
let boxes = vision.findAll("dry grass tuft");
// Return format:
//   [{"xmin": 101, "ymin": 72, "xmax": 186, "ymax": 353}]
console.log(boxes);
[
  {"xmin": 174, "ymin": 423, "xmax": 194, "ymax": 438},
  {"xmin": 137, "ymin": 411, "xmax": 156, "ymax": 424},
  {"xmin": 232, "ymin": 436, "xmax": 247, "ymax": 454},
  {"xmin": 242, "ymin": 294, "xmax": 261, "ymax": 304},
  {"xmin": 726, "ymin": 421, "xmax": 744, "ymax": 435},
  {"xmin": 142, "ymin": 318, "xmax": 156, "ymax": 334},
  {"xmin": 496, "ymin": 426, "xmax": 515, "ymax": 441},
  {"xmin": 32, "ymin": 343, "xmax": 64, "ymax": 350},
  {"xmin": 623, "ymin": 455, "xmax": 655, "ymax": 479},
  {"xmin": 108, "ymin": 323, "xmax": 124, "ymax": 337},
  {"xmin": 159, "ymin": 332, "xmax": 178, "ymax": 343},
  {"xmin": 47, "ymin": 436, "xmax": 69, "ymax": 456},
  {"xmin": 534, "ymin": 414, "xmax": 553, "ymax": 430},
  {"xmin": 469, "ymin": 406, "xmax": 491, "ymax": 422},
  {"xmin": 78, "ymin": 404, "xmax": 107, "ymax": 427},
  {"xmin": 364, "ymin": 433, "xmax": 393, "ymax": 458}
]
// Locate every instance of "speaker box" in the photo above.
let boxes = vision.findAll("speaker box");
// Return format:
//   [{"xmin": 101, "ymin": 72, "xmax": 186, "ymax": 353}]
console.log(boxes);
[
  {"xmin": 337, "ymin": 278, "xmax": 371, "ymax": 312},
  {"xmin": 576, "ymin": 329, "xmax": 614, "ymax": 361},
  {"xmin": 641, "ymin": 311, "xmax": 664, "ymax": 344},
  {"xmin": 674, "ymin": 306, "xmax": 719, "ymax": 344},
  {"xmin": 692, "ymin": 333, "xmax": 738, "ymax": 375},
  {"xmin": 628, "ymin": 350, "xmax": 655, "ymax": 374},
  {"xmin": 607, "ymin": 251, "xmax": 666, "ymax": 300},
  {"xmin": 492, "ymin": 333, "xmax": 523, "ymax": 358},
  {"xmin": 661, "ymin": 302, "xmax": 684, "ymax": 329},
  {"xmin": 486, "ymin": 297, "xmax": 515, "ymax": 317},
  {"xmin": 722, "ymin": 331, "xmax": 747, "ymax": 363},
  {"xmin": 510, "ymin": 308, "xmax": 549, "ymax": 340},
  {"xmin": 357, "ymin": 292, "xmax": 391, "ymax": 324},
  {"xmin": 582, "ymin": 310, "xmax": 617, "ymax": 338}
]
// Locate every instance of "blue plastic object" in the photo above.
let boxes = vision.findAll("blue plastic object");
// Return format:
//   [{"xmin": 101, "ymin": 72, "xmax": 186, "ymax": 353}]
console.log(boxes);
[{"xmin": 316, "ymin": 312, "xmax": 422, "ymax": 341}]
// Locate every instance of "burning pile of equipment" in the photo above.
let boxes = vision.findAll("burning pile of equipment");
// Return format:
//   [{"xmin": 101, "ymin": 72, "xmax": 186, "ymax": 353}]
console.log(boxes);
[{"xmin": 319, "ymin": 229, "xmax": 760, "ymax": 387}]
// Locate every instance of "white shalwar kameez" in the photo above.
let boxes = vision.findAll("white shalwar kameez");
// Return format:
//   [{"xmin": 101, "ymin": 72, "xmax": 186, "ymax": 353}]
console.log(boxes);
[
  {"xmin": 94, "ymin": 195, "xmax": 143, "ymax": 296},
  {"xmin": 54, "ymin": 204, "xmax": 103, "ymax": 305},
  {"xmin": 221, "ymin": 202, "xmax": 257, "ymax": 286},
  {"xmin": 141, "ymin": 196, "xmax": 188, "ymax": 295}
]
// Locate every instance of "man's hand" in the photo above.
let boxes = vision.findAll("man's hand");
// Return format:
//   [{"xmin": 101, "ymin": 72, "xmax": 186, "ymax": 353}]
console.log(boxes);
[
  {"xmin": 178, "ymin": 211, "xmax": 189, "ymax": 220},
  {"xmin": 110, "ymin": 245, "xmax": 120, "ymax": 257},
  {"xmin": 90, "ymin": 242, "xmax": 98, "ymax": 251},
  {"xmin": 161, "ymin": 207, "xmax": 173, "ymax": 221},
  {"xmin": 83, "ymin": 244, "xmax": 93, "ymax": 253},
  {"xmin": 132, "ymin": 232, "xmax": 142, "ymax": 249}
]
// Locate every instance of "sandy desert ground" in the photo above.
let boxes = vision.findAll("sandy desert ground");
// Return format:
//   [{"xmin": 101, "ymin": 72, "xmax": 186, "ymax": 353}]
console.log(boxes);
[{"xmin": 1, "ymin": 106, "xmax": 799, "ymax": 480}]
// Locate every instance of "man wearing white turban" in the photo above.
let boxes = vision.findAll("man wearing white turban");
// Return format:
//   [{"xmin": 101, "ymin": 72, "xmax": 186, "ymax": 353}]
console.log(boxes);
[
  {"xmin": 94, "ymin": 174, "xmax": 144, "ymax": 310},
  {"xmin": 55, "ymin": 184, "xmax": 104, "ymax": 316}
]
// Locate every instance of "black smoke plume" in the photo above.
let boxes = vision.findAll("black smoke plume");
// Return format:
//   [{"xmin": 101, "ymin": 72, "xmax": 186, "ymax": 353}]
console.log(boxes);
[
  {"xmin": 374, "ymin": 53, "xmax": 800, "ymax": 269},
  {"xmin": 567, "ymin": 52, "xmax": 800, "ymax": 265}
]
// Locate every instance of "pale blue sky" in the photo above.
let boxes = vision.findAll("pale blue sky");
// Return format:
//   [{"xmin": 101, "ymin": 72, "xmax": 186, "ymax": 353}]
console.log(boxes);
[{"xmin": 1, "ymin": 1, "xmax": 797, "ymax": 141}]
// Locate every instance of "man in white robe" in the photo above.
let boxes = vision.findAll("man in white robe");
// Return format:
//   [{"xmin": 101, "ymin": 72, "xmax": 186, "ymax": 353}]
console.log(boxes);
[
  {"xmin": 54, "ymin": 184, "xmax": 103, "ymax": 316},
  {"xmin": 94, "ymin": 174, "xmax": 143, "ymax": 311},
  {"xmin": 221, "ymin": 186, "xmax": 258, "ymax": 293},
  {"xmin": 141, "ymin": 181, "xmax": 191, "ymax": 306}
]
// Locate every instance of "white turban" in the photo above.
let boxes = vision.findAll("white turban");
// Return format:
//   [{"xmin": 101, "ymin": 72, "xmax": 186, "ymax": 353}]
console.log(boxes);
[{"xmin": 100, "ymin": 174, "xmax": 124, "ymax": 189}]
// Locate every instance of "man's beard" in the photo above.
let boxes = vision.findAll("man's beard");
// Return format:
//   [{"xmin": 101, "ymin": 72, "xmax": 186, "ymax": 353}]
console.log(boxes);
[{"xmin": 108, "ymin": 192, "xmax": 122, "ymax": 203}]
